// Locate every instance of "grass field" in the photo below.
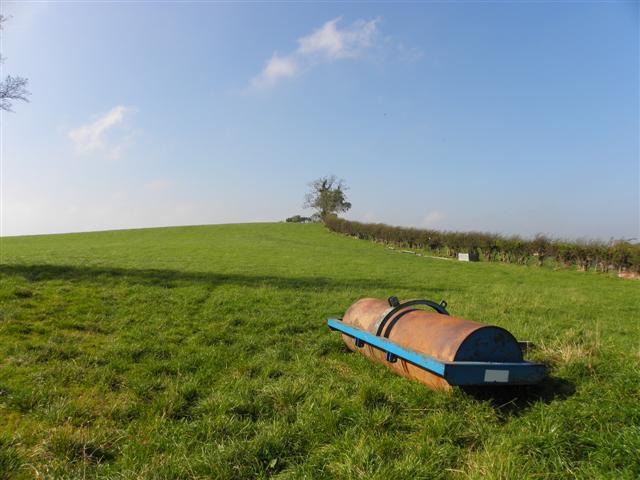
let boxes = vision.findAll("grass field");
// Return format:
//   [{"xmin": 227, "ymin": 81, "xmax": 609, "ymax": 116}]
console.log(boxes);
[{"xmin": 1, "ymin": 223, "xmax": 639, "ymax": 479}]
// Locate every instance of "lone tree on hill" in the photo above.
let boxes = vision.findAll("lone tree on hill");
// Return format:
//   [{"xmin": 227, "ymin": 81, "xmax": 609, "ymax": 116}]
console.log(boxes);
[
  {"xmin": 0, "ymin": 15, "xmax": 30, "ymax": 112},
  {"xmin": 304, "ymin": 175, "xmax": 352, "ymax": 221}
]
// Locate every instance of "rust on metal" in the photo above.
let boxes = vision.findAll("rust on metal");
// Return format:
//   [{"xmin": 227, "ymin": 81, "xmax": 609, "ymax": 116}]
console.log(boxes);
[{"xmin": 340, "ymin": 298, "xmax": 523, "ymax": 391}]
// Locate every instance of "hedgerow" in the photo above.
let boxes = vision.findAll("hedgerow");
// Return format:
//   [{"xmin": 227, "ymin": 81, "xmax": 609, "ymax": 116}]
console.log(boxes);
[{"xmin": 324, "ymin": 216, "xmax": 640, "ymax": 273}]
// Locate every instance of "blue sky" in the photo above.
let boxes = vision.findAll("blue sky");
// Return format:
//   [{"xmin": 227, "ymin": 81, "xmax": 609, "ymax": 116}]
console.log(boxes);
[{"xmin": 1, "ymin": 1, "xmax": 638, "ymax": 239}]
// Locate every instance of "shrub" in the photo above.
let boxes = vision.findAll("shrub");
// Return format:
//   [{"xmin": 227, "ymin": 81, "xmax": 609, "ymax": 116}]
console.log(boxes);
[
  {"xmin": 323, "ymin": 217, "xmax": 640, "ymax": 274},
  {"xmin": 285, "ymin": 215, "xmax": 313, "ymax": 223}
]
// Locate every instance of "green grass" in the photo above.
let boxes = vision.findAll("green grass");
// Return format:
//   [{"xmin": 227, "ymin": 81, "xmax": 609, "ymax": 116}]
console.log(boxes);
[{"xmin": 1, "ymin": 223, "xmax": 639, "ymax": 479}]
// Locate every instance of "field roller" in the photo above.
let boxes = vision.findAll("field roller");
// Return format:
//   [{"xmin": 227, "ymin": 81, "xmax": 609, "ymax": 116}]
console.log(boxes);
[{"xmin": 327, "ymin": 297, "xmax": 546, "ymax": 391}]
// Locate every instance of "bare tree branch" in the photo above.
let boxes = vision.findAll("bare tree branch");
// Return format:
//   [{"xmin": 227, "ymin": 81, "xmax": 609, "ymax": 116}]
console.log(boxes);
[
  {"xmin": 0, "ymin": 14, "xmax": 30, "ymax": 112},
  {"xmin": 0, "ymin": 75, "xmax": 30, "ymax": 111}
]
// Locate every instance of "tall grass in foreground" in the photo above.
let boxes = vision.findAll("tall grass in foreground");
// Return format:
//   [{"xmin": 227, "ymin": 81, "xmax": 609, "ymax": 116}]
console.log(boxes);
[{"xmin": 0, "ymin": 223, "xmax": 639, "ymax": 479}]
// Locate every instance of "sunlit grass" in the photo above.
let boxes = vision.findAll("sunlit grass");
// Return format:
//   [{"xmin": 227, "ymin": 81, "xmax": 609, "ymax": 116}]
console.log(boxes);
[{"xmin": 1, "ymin": 223, "xmax": 639, "ymax": 478}]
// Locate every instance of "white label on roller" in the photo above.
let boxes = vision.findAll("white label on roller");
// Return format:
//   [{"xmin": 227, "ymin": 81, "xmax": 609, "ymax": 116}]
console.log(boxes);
[{"xmin": 484, "ymin": 369, "xmax": 509, "ymax": 383}]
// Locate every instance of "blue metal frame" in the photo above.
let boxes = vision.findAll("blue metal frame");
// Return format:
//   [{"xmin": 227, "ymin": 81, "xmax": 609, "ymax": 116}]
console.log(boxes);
[{"xmin": 327, "ymin": 318, "xmax": 546, "ymax": 386}]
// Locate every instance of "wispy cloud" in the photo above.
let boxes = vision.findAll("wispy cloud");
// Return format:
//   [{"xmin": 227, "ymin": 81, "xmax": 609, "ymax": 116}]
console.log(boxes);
[
  {"xmin": 298, "ymin": 17, "xmax": 378, "ymax": 60},
  {"xmin": 394, "ymin": 42, "xmax": 424, "ymax": 64},
  {"xmin": 253, "ymin": 53, "xmax": 299, "ymax": 87},
  {"xmin": 251, "ymin": 17, "xmax": 380, "ymax": 89},
  {"xmin": 68, "ymin": 105, "xmax": 135, "ymax": 158},
  {"xmin": 422, "ymin": 211, "xmax": 446, "ymax": 227}
]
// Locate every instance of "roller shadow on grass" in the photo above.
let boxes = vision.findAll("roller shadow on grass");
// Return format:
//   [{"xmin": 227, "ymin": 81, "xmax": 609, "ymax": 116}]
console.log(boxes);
[
  {"xmin": 0, "ymin": 263, "xmax": 453, "ymax": 295},
  {"xmin": 461, "ymin": 375, "xmax": 576, "ymax": 418}
]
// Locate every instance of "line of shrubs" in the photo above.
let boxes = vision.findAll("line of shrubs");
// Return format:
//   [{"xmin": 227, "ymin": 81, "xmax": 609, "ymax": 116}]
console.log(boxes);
[
  {"xmin": 285, "ymin": 215, "xmax": 314, "ymax": 223},
  {"xmin": 324, "ymin": 216, "xmax": 640, "ymax": 273}
]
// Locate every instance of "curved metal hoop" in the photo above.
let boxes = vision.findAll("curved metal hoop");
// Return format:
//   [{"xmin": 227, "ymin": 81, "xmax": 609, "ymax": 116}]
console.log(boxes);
[{"xmin": 375, "ymin": 298, "xmax": 450, "ymax": 337}]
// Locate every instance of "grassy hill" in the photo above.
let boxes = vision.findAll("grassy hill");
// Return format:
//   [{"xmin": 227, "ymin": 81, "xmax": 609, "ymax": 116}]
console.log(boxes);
[{"xmin": 1, "ymin": 223, "xmax": 638, "ymax": 479}]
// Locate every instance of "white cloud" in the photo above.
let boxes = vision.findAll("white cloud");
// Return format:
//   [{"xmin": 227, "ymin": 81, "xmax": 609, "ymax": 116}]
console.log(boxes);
[
  {"xmin": 68, "ymin": 105, "xmax": 135, "ymax": 158},
  {"xmin": 252, "ymin": 53, "xmax": 298, "ymax": 88},
  {"xmin": 251, "ymin": 17, "xmax": 379, "ymax": 89},
  {"xmin": 422, "ymin": 211, "xmax": 446, "ymax": 227},
  {"xmin": 298, "ymin": 17, "xmax": 378, "ymax": 60}
]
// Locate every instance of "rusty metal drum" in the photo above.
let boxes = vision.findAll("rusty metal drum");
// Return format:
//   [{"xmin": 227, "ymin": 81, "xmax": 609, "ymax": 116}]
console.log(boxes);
[{"xmin": 339, "ymin": 297, "xmax": 525, "ymax": 390}]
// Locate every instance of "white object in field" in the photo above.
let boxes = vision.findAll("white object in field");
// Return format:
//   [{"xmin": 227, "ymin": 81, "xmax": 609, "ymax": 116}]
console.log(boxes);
[
  {"xmin": 458, "ymin": 253, "xmax": 470, "ymax": 262},
  {"xmin": 484, "ymin": 369, "xmax": 509, "ymax": 383}
]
